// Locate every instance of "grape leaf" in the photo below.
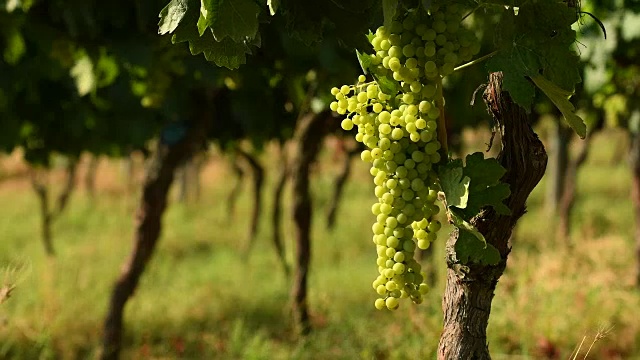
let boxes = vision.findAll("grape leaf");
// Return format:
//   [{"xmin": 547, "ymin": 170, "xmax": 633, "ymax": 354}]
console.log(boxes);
[
  {"xmin": 486, "ymin": 47, "xmax": 538, "ymax": 112},
  {"xmin": 158, "ymin": 0, "xmax": 190, "ymax": 35},
  {"xmin": 439, "ymin": 152, "xmax": 510, "ymax": 220},
  {"xmin": 382, "ymin": 0, "xmax": 397, "ymax": 30},
  {"xmin": 372, "ymin": 74, "xmax": 399, "ymax": 95},
  {"xmin": 455, "ymin": 229, "xmax": 501, "ymax": 266},
  {"xmin": 530, "ymin": 75, "xmax": 586, "ymax": 139},
  {"xmin": 167, "ymin": 0, "xmax": 252, "ymax": 69},
  {"xmin": 439, "ymin": 159, "xmax": 470, "ymax": 209},
  {"xmin": 356, "ymin": 49, "xmax": 372, "ymax": 75},
  {"xmin": 458, "ymin": 152, "xmax": 511, "ymax": 218},
  {"xmin": 488, "ymin": 2, "xmax": 582, "ymax": 112},
  {"xmin": 208, "ymin": 0, "xmax": 260, "ymax": 43}
]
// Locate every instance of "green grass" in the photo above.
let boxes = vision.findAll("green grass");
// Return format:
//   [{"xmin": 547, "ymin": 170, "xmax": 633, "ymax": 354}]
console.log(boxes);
[{"xmin": 1, "ymin": 130, "xmax": 639, "ymax": 359}]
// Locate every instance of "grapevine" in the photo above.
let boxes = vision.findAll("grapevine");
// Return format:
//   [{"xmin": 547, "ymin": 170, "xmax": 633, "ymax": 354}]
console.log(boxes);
[{"xmin": 330, "ymin": 3, "xmax": 480, "ymax": 310}]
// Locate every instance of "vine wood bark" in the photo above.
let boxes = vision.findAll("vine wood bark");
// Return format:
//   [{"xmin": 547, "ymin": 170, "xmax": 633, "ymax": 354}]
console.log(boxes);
[
  {"xmin": 290, "ymin": 110, "xmax": 338, "ymax": 334},
  {"xmin": 30, "ymin": 159, "xmax": 78, "ymax": 256},
  {"xmin": 558, "ymin": 136, "xmax": 590, "ymax": 242},
  {"xmin": 437, "ymin": 73, "xmax": 548, "ymax": 359},
  {"xmin": 236, "ymin": 148, "xmax": 265, "ymax": 255},
  {"xmin": 271, "ymin": 141, "xmax": 290, "ymax": 276},
  {"xmin": 226, "ymin": 153, "xmax": 245, "ymax": 221},
  {"xmin": 326, "ymin": 146, "xmax": 359, "ymax": 229},
  {"xmin": 100, "ymin": 90, "xmax": 215, "ymax": 360}
]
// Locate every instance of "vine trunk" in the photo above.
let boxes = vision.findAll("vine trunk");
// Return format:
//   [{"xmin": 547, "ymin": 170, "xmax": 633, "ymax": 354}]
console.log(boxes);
[
  {"xmin": 290, "ymin": 110, "xmax": 337, "ymax": 334},
  {"xmin": 437, "ymin": 72, "xmax": 548, "ymax": 359},
  {"xmin": 100, "ymin": 90, "xmax": 215, "ymax": 360}
]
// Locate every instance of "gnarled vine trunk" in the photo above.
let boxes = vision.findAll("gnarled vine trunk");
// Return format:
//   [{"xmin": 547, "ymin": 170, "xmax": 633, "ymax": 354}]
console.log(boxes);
[
  {"xmin": 271, "ymin": 141, "xmax": 290, "ymax": 276},
  {"xmin": 100, "ymin": 90, "xmax": 214, "ymax": 360},
  {"xmin": 437, "ymin": 73, "xmax": 548, "ymax": 359},
  {"xmin": 290, "ymin": 110, "xmax": 337, "ymax": 334},
  {"xmin": 326, "ymin": 146, "xmax": 359, "ymax": 230},
  {"xmin": 226, "ymin": 154, "xmax": 245, "ymax": 221},
  {"xmin": 30, "ymin": 158, "xmax": 78, "ymax": 256},
  {"xmin": 558, "ymin": 136, "xmax": 590, "ymax": 242},
  {"xmin": 236, "ymin": 148, "xmax": 264, "ymax": 255}
]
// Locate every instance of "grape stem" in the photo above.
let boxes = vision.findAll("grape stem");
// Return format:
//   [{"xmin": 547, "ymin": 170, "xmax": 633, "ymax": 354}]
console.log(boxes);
[
  {"xmin": 453, "ymin": 50, "xmax": 499, "ymax": 73},
  {"xmin": 436, "ymin": 77, "xmax": 448, "ymax": 158}
]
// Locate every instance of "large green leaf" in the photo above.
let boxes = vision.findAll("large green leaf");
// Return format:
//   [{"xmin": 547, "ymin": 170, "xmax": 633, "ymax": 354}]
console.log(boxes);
[
  {"xmin": 158, "ymin": 0, "xmax": 190, "ymax": 35},
  {"xmin": 439, "ymin": 159, "xmax": 470, "ymax": 209},
  {"xmin": 488, "ymin": 2, "xmax": 582, "ymax": 114},
  {"xmin": 208, "ymin": 0, "xmax": 260, "ymax": 43},
  {"xmin": 382, "ymin": 0, "xmax": 397, "ymax": 30},
  {"xmin": 531, "ymin": 75, "xmax": 587, "ymax": 139},
  {"xmin": 439, "ymin": 152, "xmax": 511, "ymax": 221},
  {"xmin": 455, "ymin": 229, "xmax": 501, "ymax": 266},
  {"xmin": 168, "ymin": 0, "xmax": 252, "ymax": 69}
]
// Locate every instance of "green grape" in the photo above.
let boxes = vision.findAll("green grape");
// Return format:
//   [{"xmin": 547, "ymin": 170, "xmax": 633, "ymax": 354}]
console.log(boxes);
[
  {"xmin": 428, "ymin": 220, "xmax": 442, "ymax": 232},
  {"xmin": 385, "ymin": 297, "xmax": 399, "ymax": 310},
  {"xmin": 422, "ymin": 29, "xmax": 436, "ymax": 41},
  {"xmin": 330, "ymin": 2, "xmax": 480, "ymax": 310},
  {"xmin": 433, "ymin": 20, "xmax": 447, "ymax": 33},
  {"xmin": 341, "ymin": 119, "xmax": 354, "ymax": 130},
  {"xmin": 387, "ymin": 236, "xmax": 400, "ymax": 248}
]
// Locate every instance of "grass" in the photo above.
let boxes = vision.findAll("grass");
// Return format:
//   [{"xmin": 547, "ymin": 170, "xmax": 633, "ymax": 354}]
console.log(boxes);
[{"xmin": 0, "ymin": 129, "xmax": 639, "ymax": 359}]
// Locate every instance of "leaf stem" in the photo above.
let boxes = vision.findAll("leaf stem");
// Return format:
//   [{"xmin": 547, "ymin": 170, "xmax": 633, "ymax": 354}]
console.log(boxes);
[{"xmin": 454, "ymin": 51, "xmax": 499, "ymax": 72}]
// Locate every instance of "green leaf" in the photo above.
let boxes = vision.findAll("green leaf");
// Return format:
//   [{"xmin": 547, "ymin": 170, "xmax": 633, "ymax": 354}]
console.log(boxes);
[
  {"xmin": 382, "ymin": 0, "xmax": 397, "ymax": 30},
  {"xmin": 439, "ymin": 153, "xmax": 510, "ymax": 220},
  {"xmin": 463, "ymin": 153, "xmax": 506, "ymax": 191},
  {"xmin": 169, "ymin": 1, "xmax": 253, "ymax": 69},
  {"xmin": 366, "ymin": 30, "xmax": 375, "ymax": 43},
  {"xmin": 486, "ymin": 47, "xmax": 538, "ymax": 111},
  {"xmin": 176, "ymin": 30, "xmax": 250, "ymax": 70},
  {"xmin": 158, "ymin": 0, "xmax": 190, "ymax": 35},
  {"xmin": 372, "ymin": 73, "xmax": 399, "ymax": 95},
  {"xmin": 208, "ymin": 0, "xmax": 260, "ymax": 43},
  {"xmin": 356, "ymin": 49, "xmax": 372, "ymax": 75},
  {"xmin": 489, "ymin": 2, "xmax": 582, "ymax": 110},
  {"xmin": 198, "ymin": 0, "xmax": 222, "ymax": 36},
  {"xmin": 449, "ymin": 210, "xmax": 486, "ymax": 244},
  {"xmin": 530, "ymin": 75, "xmax": 586, "ymax": 139},
  {"xmin": 457, "ymin": 152, "xmax": 511, "ymax": 218},
  {"xmin": 267, "ymin": 0, "xmax": 279, "ymax": 16},
  {"xmin": 455, "ymin": 229, "xmax": 501, "ymax": 266},
  {"xmin": 439, "ymin": 159, "xmax": 470, "ymax": 209}
]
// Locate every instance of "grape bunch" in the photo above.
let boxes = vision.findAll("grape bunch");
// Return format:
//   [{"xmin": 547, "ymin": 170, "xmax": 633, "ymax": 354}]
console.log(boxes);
[{"xmin": 330, "ymin": 3, "xmax": 479, "ymax": 310}]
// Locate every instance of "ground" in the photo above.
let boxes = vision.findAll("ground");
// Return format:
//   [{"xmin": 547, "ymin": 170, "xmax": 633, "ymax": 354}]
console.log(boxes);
[{"xmin": 0, "ymin": 128, "xmax": 638, "ymax": 359}]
